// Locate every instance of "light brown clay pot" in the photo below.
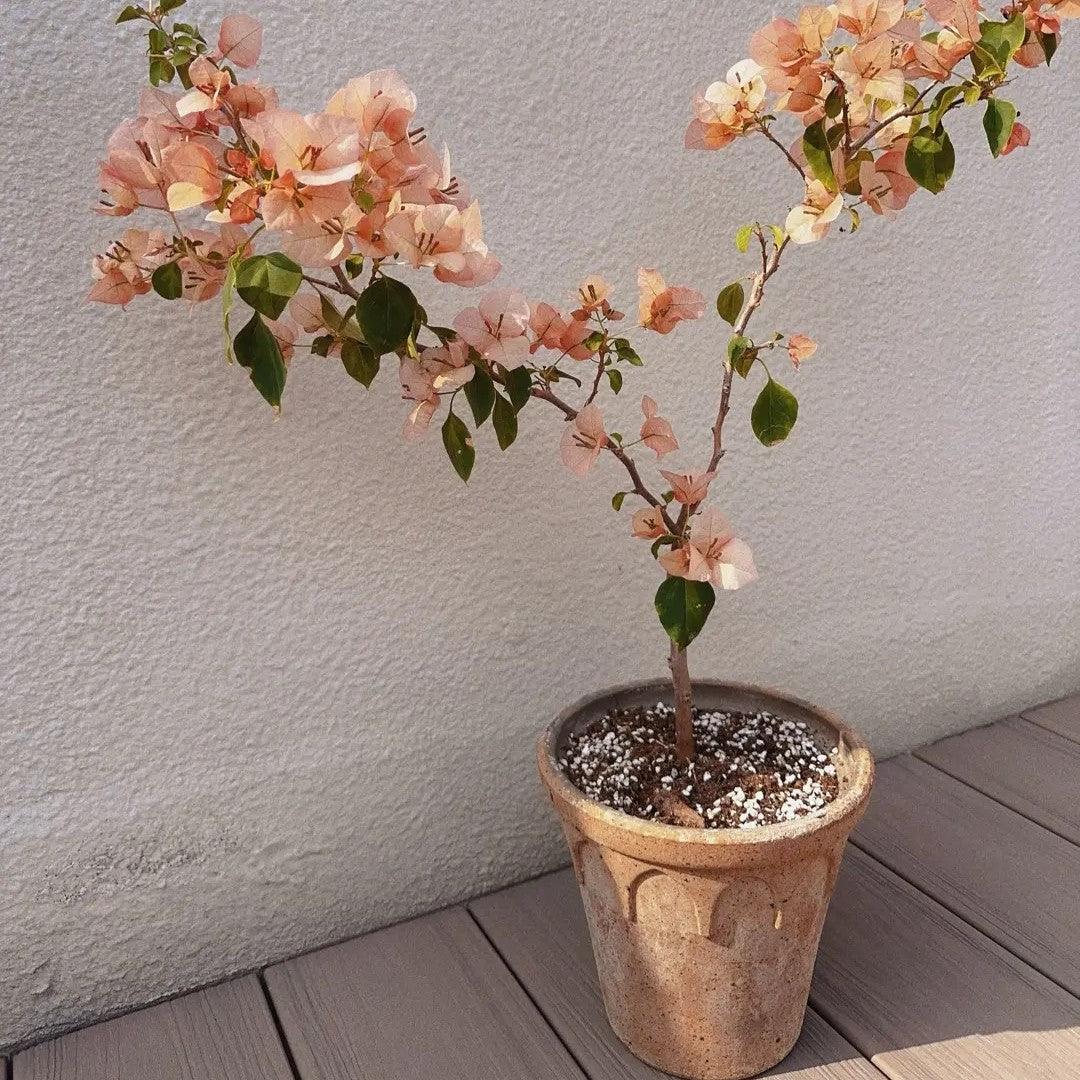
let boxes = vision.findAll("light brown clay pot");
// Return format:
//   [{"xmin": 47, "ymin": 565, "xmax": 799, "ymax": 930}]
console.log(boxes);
[{"xmin": 537, "ymin": 679, "xmax": 874, "ymax": 1080}]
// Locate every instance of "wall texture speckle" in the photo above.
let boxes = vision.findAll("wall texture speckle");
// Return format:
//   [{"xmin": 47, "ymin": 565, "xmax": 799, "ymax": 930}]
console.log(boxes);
[{"xmin": 2, "ymin": 0, "xmax": 1078, "ymax": 1052}]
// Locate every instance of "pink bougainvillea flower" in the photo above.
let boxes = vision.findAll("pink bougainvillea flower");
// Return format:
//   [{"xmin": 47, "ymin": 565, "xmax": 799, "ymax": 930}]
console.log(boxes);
[
  {"xmin": 659, "ymin": 509, "xmax": 759, "ymax": 591},
  {"xmin": 215, "ymin": 14, "xmax": 263, "ymax": 69},
  {"xmin": 87, "ymin": 228, "xmax": 169, "ymax": 306},
  {"xmin": 398, "ymin": 142, "xmax": 471, "ymax": 209},
  {"xmin": 924, "ymin": 0, "xmax": 983, "ymax": 42},
  {"xmin": 528, "ymin": 304, "xmax": 593, "ymax": 360},
  {"xmin": 399, "ymin": 359, "xmax": 439, "ymax": 440},
  {"xmin": 1001, "ymin": 121, "xmax": 1031, "ymax": 155},
  {"xmin": 273, "ymin": 207, "xmax": 363, "ymax": 267},
  {"xmin": 638, "ymin": 269, "xmax": 705, "ymax": 334},
  {"xmin": 560, "ymin": 404, "xmax": 608, "ymax": 476},
  {"xmin": 660, "ymin": 469, "xmax": 717, "ymax": 506},
  {"xmin": 327, "ymin": 70, "xmax": 418, "ymax": 143},
  {"xmin": 640, "ymin": 396, "xmax": 679, "ymax": 457},
  {"xmin": 1048, "ymin": 0, "xmax": 1080, "ymax": 17},
  {"xmin": 686, "ymin": 60, "xmax": 767, "ymax": 150},
  {"xmin": 162, "ymin": 141, "xmax": 223, "ymax": 211},
  {"xmin": 785, "ymin": 180, "xmax": 844, "ymax": 244},
  {"xmin": 245, "ymin": 110, "xmax": 362, "ymax": 187},
  {"xmin": 384, "ymin": 201, "xmax": 500, "ymax": 287},
  {"xmin": 576, "ymin": 276, "xmax": 611, "ymax": 313},
  {"xmin": 176, "ymin": 57, "xmax": 233, "ymax": 118},
  {"xmin": 177, "ymin": 225, "xmax": 250, "ymax": 303},
  {"xmin": 750, "ymin": 11, "xmax": 834, "ymax": 91},
  {"xmin": 225, "ymin": 82, "xmax": 279, "ymax": 118},
  {"xmin": 858, "ymin": 142, "xmax": 917, "ymax": 216},
  {"xmin": 453, "ymin": 290, "xmax": 532, "ymax": 368},
  {"xmin": 632, "ymin": 506, "xmax": 668, "ymax": 540},
  {"xmin": 787, "ymin": 334, "xmax": 818, "ymax": 368},
  {"xmin": 834, "ymin": 34, "xmax": 906, "ymax": 105},
  {"xmin": 835, "ymin": 0, "xmax": 906, "ymax": 40}
]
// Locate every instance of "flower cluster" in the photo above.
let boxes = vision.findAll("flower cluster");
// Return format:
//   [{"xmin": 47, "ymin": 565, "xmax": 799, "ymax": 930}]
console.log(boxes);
[
  {"xmin": 689, "ymin": 0, "xmax": 1074, "ymax": 242},
  {"xmin": 90, "ymin": 7, "xmax": 498, "ymax": 364},
  {"xmin": 90, "ymin": 0, "xmax": 1069, "ymax": 694}
]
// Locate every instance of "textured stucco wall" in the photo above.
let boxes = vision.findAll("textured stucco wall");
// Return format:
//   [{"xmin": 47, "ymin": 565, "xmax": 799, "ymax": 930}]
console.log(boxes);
[{"xmin": 2, "ymin": 0, "xmax": 1078, "ymax": 1051}]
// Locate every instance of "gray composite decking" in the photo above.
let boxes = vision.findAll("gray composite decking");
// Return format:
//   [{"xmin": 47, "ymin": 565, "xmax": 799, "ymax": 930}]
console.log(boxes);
[{"xmin": 10, "ymin": 698, "xmax": 1080, "ymax": 1080}]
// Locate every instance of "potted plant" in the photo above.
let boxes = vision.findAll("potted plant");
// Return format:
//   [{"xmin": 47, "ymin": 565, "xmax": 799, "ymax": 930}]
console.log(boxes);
[{"xmin": 89, "ymin": 2, "xmax": 1071, "ymax": 1077}]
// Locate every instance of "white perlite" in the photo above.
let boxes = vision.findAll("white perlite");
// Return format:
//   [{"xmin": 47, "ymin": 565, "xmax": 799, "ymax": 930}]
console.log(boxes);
[{"xmin": 559, "ymin": 702, "xmax": 839, "ymax": 829}]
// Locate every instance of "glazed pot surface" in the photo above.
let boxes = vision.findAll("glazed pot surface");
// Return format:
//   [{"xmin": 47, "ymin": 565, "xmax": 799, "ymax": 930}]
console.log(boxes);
[{"xmin": 538, "ymin": 679, "xmax": 874, "ymax": 1080}]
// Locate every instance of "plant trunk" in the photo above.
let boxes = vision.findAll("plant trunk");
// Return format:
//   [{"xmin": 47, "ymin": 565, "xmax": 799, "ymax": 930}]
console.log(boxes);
[{"xmin": 669, "ymin": 642, "xmax": 695, "ymax": 762}]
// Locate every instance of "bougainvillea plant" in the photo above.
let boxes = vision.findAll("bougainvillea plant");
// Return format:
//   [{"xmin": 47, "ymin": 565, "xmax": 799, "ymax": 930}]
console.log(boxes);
[{"xmin": 92, "ymin": 0, "xmax": 1072, "ymax": 764}]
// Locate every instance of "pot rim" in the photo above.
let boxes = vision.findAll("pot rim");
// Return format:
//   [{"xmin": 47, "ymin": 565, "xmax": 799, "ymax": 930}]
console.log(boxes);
[{"xmin": 538, "ymin": 678, "xmax": 874, "ymax": 851}]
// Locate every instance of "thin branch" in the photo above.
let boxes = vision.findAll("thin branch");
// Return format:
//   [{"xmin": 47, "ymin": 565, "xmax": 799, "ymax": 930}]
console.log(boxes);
[
  {"xmin": 759, "ymin": 124, "xmax": 806, "ymax": 180},
  {"xmin": 850, "ymin": 84, "xmax": 938, "ymax": 153},
  {"xmin": 531, "ymin": 383, "xmax": 677, "ymax": 531},
  {"xmin": 705, "ymin": 235, "xmax": 790, "ymax": 479},
  {"xmin": 332, "ymin": 265, "xmax": 363, "ymax": 301}
]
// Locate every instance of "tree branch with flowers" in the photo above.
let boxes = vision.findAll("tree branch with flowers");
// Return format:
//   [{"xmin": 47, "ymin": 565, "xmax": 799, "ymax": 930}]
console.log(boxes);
[{"xmin": 91, "ymin": 0, "xmax": 1073, "ymax": 790}]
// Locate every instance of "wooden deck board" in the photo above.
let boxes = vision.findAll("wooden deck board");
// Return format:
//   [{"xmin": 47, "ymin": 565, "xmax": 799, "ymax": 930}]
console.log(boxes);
[
  {"xmin": 13, "ymin": 976, "xmax": 293, "ymax": 1080},
  {"xmin": 471, "ymin": 868, "xmax": 884, "ymax": 1079},
  {"xmin": 915, "ymin": 717, "xmax": 1080, "ymax": 843},
  {"xmin": 1022, "ymin": 694, "xmax": 1080, "ymax": 744},
  {"xmin": 264, "ymin": 904, "xmax": 585, "ymax": 1080},
  {"xmin": 853, "ymin": 755, "xmax": 1080, "ymax": 996},
  {"xmin": 811, "ymin": 846, "xmax": 1080, "ymax": 1080}
]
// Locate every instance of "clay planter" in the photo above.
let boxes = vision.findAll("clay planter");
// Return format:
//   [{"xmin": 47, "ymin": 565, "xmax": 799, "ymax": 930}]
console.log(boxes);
[{"xmin": 537, "ymin": 679, "xmax": 874, "ymax": 1080}]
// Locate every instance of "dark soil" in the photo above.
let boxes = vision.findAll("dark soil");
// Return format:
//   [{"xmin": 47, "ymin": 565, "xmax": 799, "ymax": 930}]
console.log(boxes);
[{"xmin": 559, "ymin": 700, "xmax": 839, "ymax": 829}]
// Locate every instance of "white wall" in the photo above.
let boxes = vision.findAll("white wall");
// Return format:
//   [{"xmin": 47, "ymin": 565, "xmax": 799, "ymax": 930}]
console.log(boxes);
[{"xmin": 2, "ymin": 0, "xmax": 1078, "ymax": 1051}]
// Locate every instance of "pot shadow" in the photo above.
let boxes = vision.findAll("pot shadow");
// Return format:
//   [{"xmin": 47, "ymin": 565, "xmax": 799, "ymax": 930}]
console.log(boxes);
[{"xmin": 503, "ymin": 850, "xmax": 1080, "ymax": 1080}]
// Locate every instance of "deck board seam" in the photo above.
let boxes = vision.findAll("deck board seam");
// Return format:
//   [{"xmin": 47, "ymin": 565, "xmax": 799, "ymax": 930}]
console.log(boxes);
[
  {"xmin": 463, "ymin": 905, "xmax": 591, "ymax": 1080},
  {"xmin": 846, "ymin": 834, "xmax": 1080, "ymax": 1003},
  {"xmin": 910, "ymin": 747, "xmax": 1079, "ymax": 848},
  {"xmin": 255, "ymin": 971, "xmax": 303, "ymax": 1080}
]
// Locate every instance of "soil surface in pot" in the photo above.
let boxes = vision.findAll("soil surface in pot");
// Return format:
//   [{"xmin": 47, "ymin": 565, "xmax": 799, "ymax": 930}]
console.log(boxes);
[{"xmin": 559, "ymin": 702, "xmax": 839, "ymax": 829}]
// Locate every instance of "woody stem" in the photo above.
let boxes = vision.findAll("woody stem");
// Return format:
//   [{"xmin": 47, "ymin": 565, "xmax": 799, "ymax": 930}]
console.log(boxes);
[{"xmin": 669, "ymin": 641, "xmax": 695, "ymax": 762}]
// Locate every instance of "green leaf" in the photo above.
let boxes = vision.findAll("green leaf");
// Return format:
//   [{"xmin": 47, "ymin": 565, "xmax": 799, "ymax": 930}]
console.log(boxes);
[
  {"xmin": 504, "ymin": 366, "xmax": 533, "ymax": 412},
  {"xmin": 983, "ymin": 99, "xmax": 1017, "ymax": 158},
  {"xmin": 614, "ymin": 338, "xmax": 643, "ymax": 365},
  {"xmin": 751, "ymin": 377, "xmax": 799, "ymax": 446},
  {"xmin": 234, "ymin": 312, "xmax": 286, "ymax": 409},
  {"xmin": 583, "ymin": 331, "xmax": 605, "ymax": 352},
  {"xmin": 355, "ymin": 275, "xmax": 417, "ymax": 355},
  {"xmin": 221, "ymin": 252, "xmax": 240, "ymax": 363},
  {"xmin": 310, "ymin": 334, "xmax": 333, "ymax": 358},
  {"xmin": 463, "ymin": 367, "xmax": 496, "ymax": 426},
  {"xmin": 235, "ymin": 253, "xmax": 302, "ymax": 320},
  {"xmin": 611, "ymin": 492, "xmax": 627, "ymax": 512},
  {"xmin": 803, "ymin": 120, "xmax": 837, "ymax": 191},
  {"xmin": 442, "ymin": 411, "xmax": 475, "ymax": 481},
  {"xmin": 150, "ymin": 261, "xmax": 183, "ymax": 300},
  {"xmin": 727, "ymin": 334, "xmax": 751, "ymax": 366},
  {"xmin": 655, "ymin": 576, "xmax": 715, "ymax": 650},
  {"xmin": 729, "ymin": 335, "xmax": 755, "ymax": 378},
  {"xmin": 1040, "ymin": 31, "xmax": 1058, "ymax": 65},
  {"xmin": 905, "ymin": 128, "xmax": 955, "ymax": 194},
  {"xmin": 116, "ymin": 5, "xmax": 145, "ymax": 22},
  {"xmin": 716, "ymin": 281, "xmax": 745, "ymax": 327},
  {"xmin": 824, "ymin": 85, "xmax": 844, "ymax": 119},
  {"xmin": 147, "ymin": 27, "xmax": 168, "ymax": 52},
  {"xmin": 928, "ymin": 85, "xmax": 964, "ymax": 131},
  {"xmin": 973, "ymin": 16, "xmax": 1026, "ymax": 73},
  {"xmin": 344, "ymin": 254, "xmax": 365, "ymax": 278},
  {"xmin": 148, "ymin": 58, "xmax": 174, "ymax": 85},
  {"xmin": 159, "ymin": 0, "xmax": 186, "ymax": 12},
  {"xmin": 341, "ymin": 340, "xmax": 379, "ymax": 387},
  {"xmin": 491, "ymin": 393, "xmax": 518, "ymax": 450},
  {"xmin": 734, "ymin": 224, "xmax": 754, "ymax": 253},
  {"xmin": 607, "ymin": 368, "xmax": 623, "ymax": 394}
]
